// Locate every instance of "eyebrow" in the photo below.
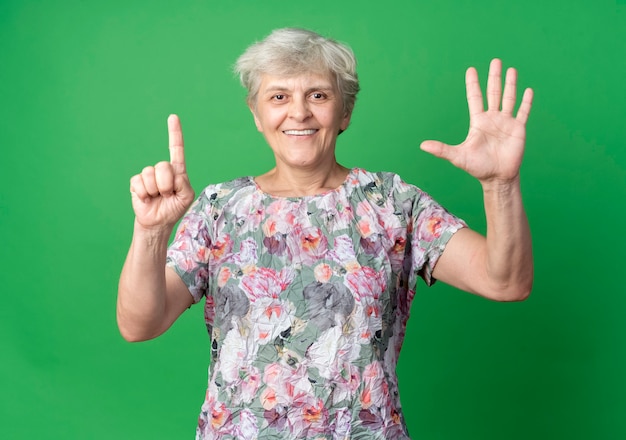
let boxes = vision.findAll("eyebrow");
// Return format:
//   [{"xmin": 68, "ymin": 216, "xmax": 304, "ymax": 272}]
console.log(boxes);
[{"xmin": 261, "ymin": 84, "xmax": 335, "ymax": 95}]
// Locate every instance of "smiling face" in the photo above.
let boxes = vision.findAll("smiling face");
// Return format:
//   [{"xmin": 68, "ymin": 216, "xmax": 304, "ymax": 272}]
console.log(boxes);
[{"xmin": 250, "ymin": 72, "xmax": 352, "ymax": 171}]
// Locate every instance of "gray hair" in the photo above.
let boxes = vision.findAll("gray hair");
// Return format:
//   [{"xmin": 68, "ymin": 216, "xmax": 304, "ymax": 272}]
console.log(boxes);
[{"xmin": 234, "ymin": 28, "xmax": 360, "ymax": 115}]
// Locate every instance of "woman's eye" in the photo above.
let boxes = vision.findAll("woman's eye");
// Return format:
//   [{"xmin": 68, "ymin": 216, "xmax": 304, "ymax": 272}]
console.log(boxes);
[
  {"xmin": 312, "ymin": 93, "xmax": 325, "ymax": 100},
  {"xmin": 273, "ymin": 94, "xmax": 285, "ymax": 101}
]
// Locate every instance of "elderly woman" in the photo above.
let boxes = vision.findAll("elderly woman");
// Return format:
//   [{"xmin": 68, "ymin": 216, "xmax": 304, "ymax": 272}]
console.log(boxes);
[{"xmin": 118, "ymin": 28, "xmax": 533, "ymax": 439}]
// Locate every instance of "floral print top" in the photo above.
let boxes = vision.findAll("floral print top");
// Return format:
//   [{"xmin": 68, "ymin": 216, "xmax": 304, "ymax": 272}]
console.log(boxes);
[{"xmin": 166, "ymin": 168, "xmax": 466, "ymax": 439}]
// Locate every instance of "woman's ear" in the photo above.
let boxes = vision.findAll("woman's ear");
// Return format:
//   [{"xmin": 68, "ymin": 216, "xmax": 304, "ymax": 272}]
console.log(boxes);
[
  {"xmin": 248, "ymin": 103, "xmax": 263, "ymax": 132},
  {"xmin": 340, "ymin": 109, "xmax": 353, "ymax": 133}
]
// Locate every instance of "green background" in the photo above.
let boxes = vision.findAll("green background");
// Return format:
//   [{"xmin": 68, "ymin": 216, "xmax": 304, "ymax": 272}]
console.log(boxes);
[{"xmin": 1, "ymin": 0, "xmax": 625, "ymax": 438}]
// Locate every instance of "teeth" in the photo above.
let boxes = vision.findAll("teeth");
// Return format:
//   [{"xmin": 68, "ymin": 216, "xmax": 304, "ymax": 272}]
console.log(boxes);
[{"xmin": 283, "ymin": 129, "xmax": 317, "ymax": 135}]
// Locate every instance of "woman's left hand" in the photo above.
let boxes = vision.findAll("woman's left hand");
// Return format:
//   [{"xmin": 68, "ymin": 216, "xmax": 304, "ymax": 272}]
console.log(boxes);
[{"xmin": 420, "ymin": 59, "xmax": 533, "ymax": 186}]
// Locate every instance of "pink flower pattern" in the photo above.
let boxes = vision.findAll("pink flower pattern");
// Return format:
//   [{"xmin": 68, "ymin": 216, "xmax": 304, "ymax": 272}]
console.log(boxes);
[{"xmin": 167, "ymin": 169, "xmax": 466, "ymax": 439}]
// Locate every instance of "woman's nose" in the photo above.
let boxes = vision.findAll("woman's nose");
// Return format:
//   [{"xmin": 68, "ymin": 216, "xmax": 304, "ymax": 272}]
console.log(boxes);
[{"xmin": 288, "ymin": 97, "xmax": 312, "ymax": 121}]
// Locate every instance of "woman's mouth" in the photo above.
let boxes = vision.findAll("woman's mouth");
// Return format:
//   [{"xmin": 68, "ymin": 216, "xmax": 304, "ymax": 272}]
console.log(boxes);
[{"xmin": 283, "ymin": 129, "xmax": 317, "ymax": 136}]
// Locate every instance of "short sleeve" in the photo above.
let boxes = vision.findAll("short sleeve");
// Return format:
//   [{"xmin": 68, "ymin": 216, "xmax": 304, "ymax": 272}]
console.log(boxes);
[
  {"xmin": 412, "ymin": 190, "xmax": 466, "ymax": 285},
  {"xmin": 166, "ymin": 192, "xmax": 213, "ymax": 303},
  {"xmin": 384, "ymin": 173, "xmax": 467, "ymax": 287}
]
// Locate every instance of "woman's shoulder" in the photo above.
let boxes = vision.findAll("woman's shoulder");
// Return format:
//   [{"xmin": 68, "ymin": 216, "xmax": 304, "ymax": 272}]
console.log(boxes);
[
  {"xmin": 196, "ymin": 176, "xmax": 257, "ymax": 204},
  {"xmin": 350, "ymin": 168, "xmax": 422, "ymax": 196}
]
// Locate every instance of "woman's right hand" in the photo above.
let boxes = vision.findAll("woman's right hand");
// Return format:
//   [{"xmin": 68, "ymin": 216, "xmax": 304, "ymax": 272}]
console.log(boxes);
[{"xmin": 129, "ymin": 114, "xmax": 196, "ymax": 231}]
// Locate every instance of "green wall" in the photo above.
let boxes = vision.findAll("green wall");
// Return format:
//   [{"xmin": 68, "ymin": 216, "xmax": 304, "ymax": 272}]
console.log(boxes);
[{"xmin": 2, "ymin": 0, "xmax": 625, "ymax": 438}]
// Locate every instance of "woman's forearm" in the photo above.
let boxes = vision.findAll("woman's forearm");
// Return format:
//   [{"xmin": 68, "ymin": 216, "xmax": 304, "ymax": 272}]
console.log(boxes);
[
  {"xmin": 116, "ymin": 221, "xmax": 172, "ymax": 341},
  {"xmin": 481, "ymin": 177, "xmax": 533, "ymax": 300}
]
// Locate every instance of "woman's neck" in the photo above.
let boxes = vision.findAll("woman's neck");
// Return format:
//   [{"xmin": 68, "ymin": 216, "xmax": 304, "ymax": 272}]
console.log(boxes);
[{"xmin": 255, "ymin": 161, "xmax": 350, "ymax": 197}]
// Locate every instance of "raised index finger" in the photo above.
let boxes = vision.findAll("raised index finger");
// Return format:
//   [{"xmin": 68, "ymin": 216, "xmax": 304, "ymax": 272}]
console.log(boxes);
[{"xmin": 168, "ymin": 114, "xmax": 186, "ymax": 174}]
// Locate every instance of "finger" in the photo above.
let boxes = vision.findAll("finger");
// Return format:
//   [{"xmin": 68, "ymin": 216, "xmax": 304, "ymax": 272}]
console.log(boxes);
[
  {"xmin": 154, "ymin": 161, "xmax": 175, "ymax": 196},
  {"xmin": 140, "ymin": 166, "xmax": 160, "ymax": 197},
  {"xmin": 501, "ymin": 67, "xmax": 517, "ymax": 115},
  {"xmin": 516, "ymin": 88, "xmax": 534, "ymax": 125},
  {"xmin": 486, "ymin": 58, "xmax": 502, "ymax": 111},
  {"xmin": 465, "ymin": 67, "xmax": 484, "ymax": 118},
  {"xmin": 130, "ymin": 174, "xmax": 149, "ymax": 202},
  {"xmin": 168, "ymin": 114, "xmax": 186, "ymax": 175}
]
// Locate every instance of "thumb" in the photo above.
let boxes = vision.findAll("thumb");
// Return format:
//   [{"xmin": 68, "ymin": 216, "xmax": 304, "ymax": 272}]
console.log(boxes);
[
  {"xmin": 420, "ymin": 140, "xmax": 457, "ymax": 162},
  {"xmin": 174, "ymin": 172, "xmax": 194, "ymax": 198}
]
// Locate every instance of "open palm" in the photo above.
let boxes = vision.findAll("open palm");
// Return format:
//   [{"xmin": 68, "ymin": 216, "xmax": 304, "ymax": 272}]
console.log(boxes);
[{"xmin": 421, "ymin": 59, "xmax": 533, "ymax": 184}]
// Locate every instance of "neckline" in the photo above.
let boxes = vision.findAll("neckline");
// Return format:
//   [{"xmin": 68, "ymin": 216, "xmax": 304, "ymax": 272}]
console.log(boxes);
[{"xmin": 251, "ymin": 167, "xmax": 358, "ymax": 201}]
